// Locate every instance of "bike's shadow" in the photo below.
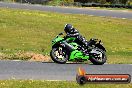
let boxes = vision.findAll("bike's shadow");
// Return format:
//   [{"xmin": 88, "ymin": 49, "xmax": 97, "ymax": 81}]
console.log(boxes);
[{"xmin": 42, "ymin": 61, "xmax": 94, "ymax": 65}]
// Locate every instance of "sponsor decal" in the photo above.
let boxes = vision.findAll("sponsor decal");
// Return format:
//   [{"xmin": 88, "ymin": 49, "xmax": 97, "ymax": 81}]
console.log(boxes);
[{"xmin": 76, "ymin": 67, "xmax": 131, "ymax": 85}]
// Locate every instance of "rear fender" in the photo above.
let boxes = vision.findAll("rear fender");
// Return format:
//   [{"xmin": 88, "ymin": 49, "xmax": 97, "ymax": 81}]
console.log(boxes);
[{"xmin": 95, "ymin": 44, "xmax": 106, "ymax": 52}]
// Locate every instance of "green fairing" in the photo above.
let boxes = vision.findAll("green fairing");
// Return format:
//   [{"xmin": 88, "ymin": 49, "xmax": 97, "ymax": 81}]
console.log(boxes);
[
  {"xmin": 66, "ymin": 37, "xmax": 78, "ymax": 49},
  {"xmin": 69, "ymin": 50, "xmax": 89, "ymax": 61},
  {"xmin": 52, "ymin": 36, "xmax": 64, "ymax": 46},
  {"xmin": 69, "ymin": 42, "xmax": 78, "ymax": 49},
  {"xmin": 51, "ymin": 34, "xmax": 90, "ymax": 61},
  {"xmin": 66, "ymin": 37, "xmax": 76, "ymax": 42}
]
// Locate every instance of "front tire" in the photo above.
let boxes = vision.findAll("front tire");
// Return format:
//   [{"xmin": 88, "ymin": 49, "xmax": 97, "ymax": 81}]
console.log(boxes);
[
  {"xmin": 50, "ymin": 47, "xmax": 68, "ymax": 64},
  {"xmin": 89, "ymin": 48, "xmax": 107, "ymax": 65}
]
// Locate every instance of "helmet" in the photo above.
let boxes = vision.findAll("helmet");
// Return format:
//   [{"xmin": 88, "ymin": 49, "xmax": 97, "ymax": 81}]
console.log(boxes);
[{"xmin": 64, "ymin": 24, "xmax": 73, "ymax": 33}]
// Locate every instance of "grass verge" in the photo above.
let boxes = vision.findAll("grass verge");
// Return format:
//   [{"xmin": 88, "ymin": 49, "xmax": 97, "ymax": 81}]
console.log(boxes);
[
  {"xmin": 0, "ymin": 80, "xmax": 131, "ymax": 88},
  {"xmin": 0, "ymin": 8, "xmax": 132, "ymax": 64}
]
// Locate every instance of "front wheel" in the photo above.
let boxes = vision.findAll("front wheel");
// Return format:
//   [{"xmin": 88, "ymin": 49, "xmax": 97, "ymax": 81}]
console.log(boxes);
[
  {"xmin": 50, "ymin": 47, "xmax": 68, "ymax": 64},
  {"xmin": 89, "ymin": 48, "xmax": 107, "ymax": 65}
]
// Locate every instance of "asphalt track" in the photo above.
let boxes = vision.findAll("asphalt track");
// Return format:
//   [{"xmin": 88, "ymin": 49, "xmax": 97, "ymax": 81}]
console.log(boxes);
[
  {"xmin": 0, "ymin": 60, "xmax": 132, "ymax": 81},
  {"xmin": 0, "ymin": 2, "xmax": 132, "ymax": 81},
  {"xmin": 0, "ymin": 2, "xmax": 132, "ymax": 19}
]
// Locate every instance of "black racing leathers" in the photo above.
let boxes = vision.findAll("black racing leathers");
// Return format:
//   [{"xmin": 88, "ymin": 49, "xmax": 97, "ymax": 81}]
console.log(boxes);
[{"xmin": 66, "ymin": 28, "xmax": 88, "ymax": 47}]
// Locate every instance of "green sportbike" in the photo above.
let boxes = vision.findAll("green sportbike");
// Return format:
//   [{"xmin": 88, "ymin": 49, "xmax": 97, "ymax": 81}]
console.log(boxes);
[{"xmin": 50, "ymin": 32, "xmax": 107, "ymax": 65}]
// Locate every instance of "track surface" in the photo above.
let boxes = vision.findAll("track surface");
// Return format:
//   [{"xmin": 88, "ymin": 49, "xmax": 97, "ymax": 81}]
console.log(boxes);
[
  {"xmin": 0, "ymin": 60, "xmax": 131, "ymax": 81},
  {"xmin": 0, "ymin": 2, "xmax": 132, "ymax": 19}
]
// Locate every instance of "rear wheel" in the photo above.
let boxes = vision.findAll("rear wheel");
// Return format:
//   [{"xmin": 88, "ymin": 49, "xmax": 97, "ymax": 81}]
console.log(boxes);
[
  {"xmin": 89, "ymin": 48, "xmax": 107, "ymax": 65},
  {"xmin": 50, "ymin": 47, "xmax": 68, "ymax": 64}
]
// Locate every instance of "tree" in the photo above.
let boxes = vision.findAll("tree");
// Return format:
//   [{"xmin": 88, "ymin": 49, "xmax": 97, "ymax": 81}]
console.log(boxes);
[
  {"xmin": 99, "ymin": 0, "xmax": 107, "ymax": 4},
  {"xmin": 120, "ymin": 0, "xmax": 128, "ymax": 4},
  {"xmin": 63, "ymin": 0, "xmax": 74, "ymax": 3}
]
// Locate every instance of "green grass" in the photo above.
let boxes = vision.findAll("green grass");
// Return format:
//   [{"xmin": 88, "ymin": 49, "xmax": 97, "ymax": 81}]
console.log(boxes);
[
  {"xmin": 0, "ymin": 80, "xmax": 131, "ymax": 88},
  {"xmin": 0, "ymin": 8, "xmax": 132, "ymax": 64}
]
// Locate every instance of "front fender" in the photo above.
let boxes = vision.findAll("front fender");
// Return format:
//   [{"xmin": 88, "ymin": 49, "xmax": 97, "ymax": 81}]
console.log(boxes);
[{"xmin": 52, "ymin": 43, "xmax": 60, "ymax": 48}]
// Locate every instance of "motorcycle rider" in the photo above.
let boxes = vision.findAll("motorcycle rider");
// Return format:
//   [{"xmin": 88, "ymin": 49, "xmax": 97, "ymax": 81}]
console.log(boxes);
[{"xmin": 64, "ymin": 24, "xmax": 88, "ymax": 49}]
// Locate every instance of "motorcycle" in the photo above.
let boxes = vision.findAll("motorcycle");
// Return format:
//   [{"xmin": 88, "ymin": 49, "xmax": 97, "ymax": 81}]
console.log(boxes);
[{"xmin": 50, "ymin": 32, "xmax": 107, "ymax": 65}]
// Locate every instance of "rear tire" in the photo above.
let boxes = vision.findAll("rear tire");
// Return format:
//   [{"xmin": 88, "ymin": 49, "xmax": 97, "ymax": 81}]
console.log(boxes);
[
  {"xmin": 50, "ymin": 47, "xmax": 68, "ymax": 64},
  {"xmin": 89, "ymin": 48, "xmax": 107, "ymax": 65}
]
